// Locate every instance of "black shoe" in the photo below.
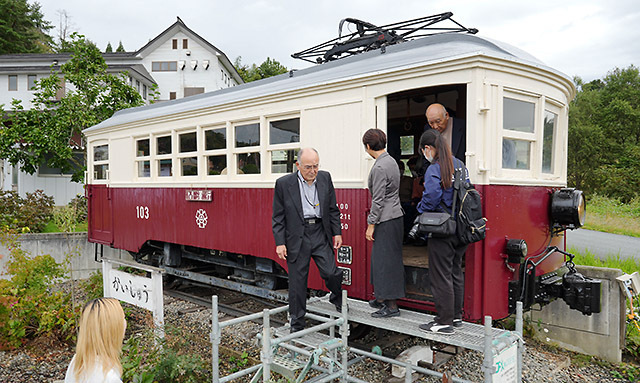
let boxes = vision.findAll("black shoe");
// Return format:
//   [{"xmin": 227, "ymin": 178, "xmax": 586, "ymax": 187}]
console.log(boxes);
[
  {"xmin": 290, "ymin": 326, "xmax": 304, "ymax": 333},
  {"xmin": 419, "ymin": 321, "xmax": 454, "ymax": 334},
  {"xmin": 371, "ymin": 305, "xmax": 400, "ymax": 318},
  {"xmin": 334, "ymin": 303, "xmax": 342, "ymax": 313},
  {"xmin": 368, "ymin": 299, "xmax": 384, "ymax": 309},
  {"xmin": 453, "ymin": 319, "xmax": 463, "ymax": 328}
]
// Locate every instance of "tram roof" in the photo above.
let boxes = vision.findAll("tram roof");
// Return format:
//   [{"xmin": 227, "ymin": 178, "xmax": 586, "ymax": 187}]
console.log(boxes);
[{"xmin": 85, "ymin": 33, "xmax": 571, "ymax": 133}]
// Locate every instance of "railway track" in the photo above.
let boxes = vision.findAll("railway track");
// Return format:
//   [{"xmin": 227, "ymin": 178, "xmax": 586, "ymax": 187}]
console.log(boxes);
[{"xmin": 164, "ymin": 282, "xmax": 288, "ymax": 327}]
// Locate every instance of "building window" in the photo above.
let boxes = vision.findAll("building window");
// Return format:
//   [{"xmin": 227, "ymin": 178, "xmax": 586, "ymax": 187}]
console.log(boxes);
[
  {"xmin": 184, "ymin": 87, "xmax": 204, "ymax": 97},
  {"xmin": 151, "ymin": 61, "xmax": 178, "ymax": 72},
  {"xmin": 28, "ymin": 75, "xmax": 37, "ymax": 90},
  {"xmin": 136, "ymin": 138, "xmax": 150, "ymax": 178},
  {"xmin": 136, "ymin": 80, "xmax": 140, "ymax": 92},
  {"xmin": 143, "ymin": 84, "xmax": 147, "ymax": 100},
  {"xmin": 172, "ymin": 39, "xmax": 177, "ymax": 49},
  {"xmin": 183, "ymin": 39, "xmax": 188, "ymax": 49},
  {"xmin": 169, "ymin": 92, "xmax": 176, "ymax": 100},
  {"xmin": 39, "ymin": 151, "xmax": 84, "ymax": 176},
  {"xmin": 93, "ymin": 144, "xmax": 109, "ymax": 180},
  {"xmin": 8, "ymin": 75, "xmax": 17, "ymax": 91}
]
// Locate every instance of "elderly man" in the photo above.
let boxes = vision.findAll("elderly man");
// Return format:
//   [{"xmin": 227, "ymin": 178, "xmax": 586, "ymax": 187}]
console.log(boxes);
[
  {"xmin": 272, "ymin": 148, "xmax": 343, "ymax": 332},
  {"xmin": 425, "ymin": 103, "xmax": 466, "ymax": 163}
]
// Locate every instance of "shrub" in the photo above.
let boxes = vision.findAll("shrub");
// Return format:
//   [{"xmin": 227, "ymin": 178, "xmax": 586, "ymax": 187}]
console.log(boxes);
[
  {"xmin": 0, "ymin": 231, "xmax": 76, "ymax": 350},
  {"xmin": 68, "ymin": 194, "xmax": 87, "ymax": 222},
  {"xmin": 0, "ymin": 190, "xmax": 54, "ymax": 232}
]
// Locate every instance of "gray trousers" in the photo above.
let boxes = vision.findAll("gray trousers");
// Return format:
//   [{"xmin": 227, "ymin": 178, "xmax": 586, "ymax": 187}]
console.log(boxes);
[{"xmin": 287, "ymin": 222, "xmax": 343, "ymax": 330}]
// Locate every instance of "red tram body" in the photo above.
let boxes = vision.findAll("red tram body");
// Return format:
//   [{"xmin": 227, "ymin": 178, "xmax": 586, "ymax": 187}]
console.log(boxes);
[{"xmin": 85, "ymin": 33, "xmax": 591, "ymax": 322}]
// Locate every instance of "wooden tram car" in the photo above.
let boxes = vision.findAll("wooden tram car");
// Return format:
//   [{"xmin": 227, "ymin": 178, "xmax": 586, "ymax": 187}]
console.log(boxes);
[{"xmin": 85, "ymin": 19, "xmax": 596, "ymax": 322}]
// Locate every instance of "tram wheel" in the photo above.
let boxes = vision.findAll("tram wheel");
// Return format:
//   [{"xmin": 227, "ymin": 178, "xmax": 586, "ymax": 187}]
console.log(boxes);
[{"xmin": 349, "ymin": 323, "xmax": 372, "ymax": 341}]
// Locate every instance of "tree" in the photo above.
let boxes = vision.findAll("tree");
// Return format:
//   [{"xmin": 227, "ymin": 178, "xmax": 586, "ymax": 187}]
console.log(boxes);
[
  {"xmin": 0, "ymin": 33, "xmax": 144, "ymax": 182},
  {"xmin": 116, "ymin": 41, "xmax": 125, "ymax": 52},
  {"xmin": 0, "ymin": 0, "xmax": 53, "ymax": 54},
  {"xmin": 234, "ymin": 56, "xmax": 288, "ymax": 83},
  {"xmin": 53, "ymin": 9, "xmax": 75, "ymax": 52},
  {"xmin": 105, "ymin": 42, "xmax": 113, "ymax": 53},
  {"xmin": 568, "ymin": 66, "xmax": 640, "ymax": 201}
]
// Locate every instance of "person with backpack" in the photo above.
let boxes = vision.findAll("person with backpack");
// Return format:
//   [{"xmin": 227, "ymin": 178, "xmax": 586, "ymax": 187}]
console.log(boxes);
[{"xmin": 416, "ymin": 129, "xmax": 469, "ymax": 335}]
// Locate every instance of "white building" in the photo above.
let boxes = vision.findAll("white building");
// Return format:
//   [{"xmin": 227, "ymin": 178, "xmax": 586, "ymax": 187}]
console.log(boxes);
[{"xmin": 0, "ymin": 17, "xmax": 242, "ymax": 204}]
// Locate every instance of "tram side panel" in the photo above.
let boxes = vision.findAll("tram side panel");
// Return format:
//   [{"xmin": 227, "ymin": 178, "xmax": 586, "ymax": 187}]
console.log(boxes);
[{"xmin": 88, "ymin": 185, "xmax": 371, "ymax": 299}]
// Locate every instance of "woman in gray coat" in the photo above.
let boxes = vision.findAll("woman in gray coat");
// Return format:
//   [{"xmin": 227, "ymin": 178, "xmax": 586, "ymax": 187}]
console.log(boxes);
[{"xmin": 363, "ymin": 128, "xmax": 405, "ymax": 318}]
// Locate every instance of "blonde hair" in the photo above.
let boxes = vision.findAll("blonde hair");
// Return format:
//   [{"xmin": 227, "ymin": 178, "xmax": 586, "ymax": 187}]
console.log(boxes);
[{"xmin": 73, "ymin": 298, "xmax": 126, "ymax": 380}]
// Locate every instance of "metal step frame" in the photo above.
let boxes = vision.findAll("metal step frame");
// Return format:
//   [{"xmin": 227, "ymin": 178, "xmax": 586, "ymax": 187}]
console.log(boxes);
[{"xmin": 210, "ymin": 291, "xmax": 524, "ymax": 382}]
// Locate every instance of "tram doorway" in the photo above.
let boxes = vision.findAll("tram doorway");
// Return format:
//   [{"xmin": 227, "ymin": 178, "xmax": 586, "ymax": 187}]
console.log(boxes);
[{"xmin": 385, "ymin": 84, "xmax": 467, "ymax": 302}]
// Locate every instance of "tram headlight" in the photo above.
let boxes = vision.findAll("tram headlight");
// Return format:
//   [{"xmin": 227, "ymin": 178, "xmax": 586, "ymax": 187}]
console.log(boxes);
[
  {"xmin": 550, "ymin": 188, "xmax": 586, "ymax": 230},
  {"xmin": 506, "ymin": 239, "xmax": 527, "ymax": 264}
]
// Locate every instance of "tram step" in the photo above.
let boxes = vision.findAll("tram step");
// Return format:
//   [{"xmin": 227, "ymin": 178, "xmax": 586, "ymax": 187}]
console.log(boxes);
[{"xmin": 271, "ymin": 354, "xmax": 306, "ymax": 380}]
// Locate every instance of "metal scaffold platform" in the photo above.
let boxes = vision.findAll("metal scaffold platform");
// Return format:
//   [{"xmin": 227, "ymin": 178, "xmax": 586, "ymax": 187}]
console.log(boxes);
[{"xmin": 211, "ymin": 291, "xmax": 524, "ymax": 383}]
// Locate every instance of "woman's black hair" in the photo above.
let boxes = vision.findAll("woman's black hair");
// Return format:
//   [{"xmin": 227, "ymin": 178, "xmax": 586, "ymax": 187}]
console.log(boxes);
[{"xmin": 419, "ymin": 129, "xmax": 454, "ymax": 189}]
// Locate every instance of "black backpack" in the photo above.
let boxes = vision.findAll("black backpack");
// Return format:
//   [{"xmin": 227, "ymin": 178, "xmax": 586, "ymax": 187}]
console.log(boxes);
[{"xmin": 453, "ymin": 166, "xmax": 487, "ymax": 245}]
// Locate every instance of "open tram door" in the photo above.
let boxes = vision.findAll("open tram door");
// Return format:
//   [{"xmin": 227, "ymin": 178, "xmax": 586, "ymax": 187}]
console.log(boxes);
[{"xmin": 384, "ymin": 84, "xmax": 467, "ymax": 307}]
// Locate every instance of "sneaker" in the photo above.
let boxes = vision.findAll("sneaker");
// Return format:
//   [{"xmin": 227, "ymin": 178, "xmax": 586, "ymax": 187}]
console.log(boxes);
[
  {"xmin": 371, "ymin": 305, "xmax": 400, "ymax": 318},
  {"xmin": 419, "ymin": 321, "xmax": 454, "ymax": 335},
  {"xmin": 453, "ymin": 319, "xmax": 463, "ymax": 328},
  {"xmin": 368, "ymin": 299, "xmax": 384, "ymax": 309}
]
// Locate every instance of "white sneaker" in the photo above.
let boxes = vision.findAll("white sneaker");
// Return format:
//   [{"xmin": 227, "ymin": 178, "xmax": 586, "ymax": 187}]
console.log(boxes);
[{"xmin": 419, "ymin": 321, "xmax": 454, "ymax": 335}]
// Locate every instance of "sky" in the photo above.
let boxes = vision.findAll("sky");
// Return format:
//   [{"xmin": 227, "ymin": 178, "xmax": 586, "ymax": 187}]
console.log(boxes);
[{"xmin": 37, "ymin": 0, "xmax": 640, "ymax": 82}]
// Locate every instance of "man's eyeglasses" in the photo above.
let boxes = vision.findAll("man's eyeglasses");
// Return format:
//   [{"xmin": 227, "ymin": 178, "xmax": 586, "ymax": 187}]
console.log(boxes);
[{"xmin": 303, "ymin": 164, "xmax": 319, "ymax": 170}]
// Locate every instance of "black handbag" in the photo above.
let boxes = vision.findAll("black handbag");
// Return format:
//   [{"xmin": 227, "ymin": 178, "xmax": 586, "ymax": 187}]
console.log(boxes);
[{"xmin": 414, "ymin": 169, "xmax": 462, "ymax": 237}]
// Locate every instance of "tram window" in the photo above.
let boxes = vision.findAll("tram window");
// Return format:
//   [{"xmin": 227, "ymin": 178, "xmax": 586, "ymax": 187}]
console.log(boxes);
[
  {"xmin": 504, "ymin": 98, "xmax": 534, "ymax": 133},
  {"xmin": 207, "ymin": 155, "xmax": 226, "ymax": 175},
  {"xmin": 271, "ymin": 149, "xmax": 298, "ymax": 173},
  {"xmin": 137, "ymin": 161, "xmax": 150, "ymax": 177},
  {"xmin": 158, "ymin": 159, "xmax": 172, "ymax": 177},
  {"xmin": 269, "ymin": 118, "xmax": 300, "ymax": 144},
  {"xmin": 179, "ymin": 132, "xmax": 197, "ymax": 153},
  {"xmin": 157, "ymin": 136, "xmax": 172, "ymax": 155},
  {"xmin": 502, "ymin": 139, "xmax": 530, "ymax": 169},
  {"xmin": 400, "ymin": 136, "xmax": 414, "ymax": 155},
  {"xmin": 235, "ymin": 123, "xmax": 260, "ymax": 147},
  {"xmin": 137, "ymin": 139, "xmax": 150, "ymax": 157},
  {"xmin": 238, "ymin": 152, "xmax": 260, "ymax": 174},
  {"xmin": 181, "ymin": 157, "xmax": 197, "ymax": 176},
  {"xmin": 94, "ymin": 164, "xmax": 109, "ymax": 180},
  {"xmin": 205, "ymin": 128, "xmax": 226, "ymax": 150},
  {"xmin": 94, "ymin": 145, "xmax": 108, "ymax": 161},
  {"xmin": 542, "ymin": 110, "xmax": 557, "ymax": 173}
]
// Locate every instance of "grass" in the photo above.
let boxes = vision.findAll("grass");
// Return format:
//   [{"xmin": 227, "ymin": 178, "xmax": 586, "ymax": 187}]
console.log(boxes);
[
  {"xmin": 583, "ymin": 194, "xmax": 640, "ymax": 237},
  {"xmin": 569, "ymin": 247, "xmax": 640, "ymax": 275},
  {"xmin": 41, "ymin": 220, "xmax": 88, "ymax": 233}
]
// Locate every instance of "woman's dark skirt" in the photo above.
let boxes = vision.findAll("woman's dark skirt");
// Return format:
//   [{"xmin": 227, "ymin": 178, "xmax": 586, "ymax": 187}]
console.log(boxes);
[{"xmin": 370, "ymin": 216, "xmax": 405, "ymax": 300}]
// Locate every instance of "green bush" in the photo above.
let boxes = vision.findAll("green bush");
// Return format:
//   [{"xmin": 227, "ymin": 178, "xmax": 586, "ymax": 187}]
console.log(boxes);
[
  {"xmin": 0, "ymin": 231, "xmax": 76, "ymax": 350},
  {"xmin": 68, "ymin": 194, "xmax": 87, "ymax": 222},
  {"xmin": 0, "ymin": 190, "xmax": 54, "ymax": 232}
]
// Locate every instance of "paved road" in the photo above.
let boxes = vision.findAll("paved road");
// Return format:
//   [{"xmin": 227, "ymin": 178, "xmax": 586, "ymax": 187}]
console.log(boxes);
[{"xmin": 565, "ymin": 228, "xmax": 640, "ymax": 261}]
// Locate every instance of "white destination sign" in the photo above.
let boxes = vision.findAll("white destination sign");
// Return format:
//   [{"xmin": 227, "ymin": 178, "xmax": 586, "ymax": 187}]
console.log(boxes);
[{"xmin": 186, "ymin": 190, "xmax": 212, "ymax": 202}]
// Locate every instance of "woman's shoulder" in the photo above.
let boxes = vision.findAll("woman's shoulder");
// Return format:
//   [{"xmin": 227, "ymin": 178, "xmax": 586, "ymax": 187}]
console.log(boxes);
[{"xmin": 104, "ymin": 368, "xmax": 123, "ymax": 383}]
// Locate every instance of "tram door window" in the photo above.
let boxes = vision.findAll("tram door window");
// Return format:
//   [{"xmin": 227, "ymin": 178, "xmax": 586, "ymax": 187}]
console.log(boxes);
[
  {"xmin": 385, "ymin": 84, "xmax": 467, "ymax": 302},
  {"xmin": 136, "ymin": 138, "xmax": 150, "ymax": 178},
  {"xmin": 178, "ymin": 131, "xmax": 197, "ymax": 177}
]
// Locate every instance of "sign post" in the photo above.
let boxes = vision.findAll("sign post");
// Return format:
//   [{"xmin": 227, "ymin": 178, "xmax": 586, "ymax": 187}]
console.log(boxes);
[{"xmin": 102, "ymin": 257, "xmax": 165, "ymax": 339}]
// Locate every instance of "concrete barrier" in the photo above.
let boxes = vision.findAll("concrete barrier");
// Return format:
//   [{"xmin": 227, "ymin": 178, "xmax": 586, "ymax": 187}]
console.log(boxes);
[
  {"xmin": 0, "ymin": 232, "xmax": 131, "ymax": 280},
  {"xmin": 527, "ymin": 265, "xmax": 626, "ymax": 363}
]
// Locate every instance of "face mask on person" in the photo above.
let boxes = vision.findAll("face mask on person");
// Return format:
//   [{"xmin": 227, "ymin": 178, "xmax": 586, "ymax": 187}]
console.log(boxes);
[{"xmin": 423, "ymin": 147, "xmax": 434, "ymax": 163}]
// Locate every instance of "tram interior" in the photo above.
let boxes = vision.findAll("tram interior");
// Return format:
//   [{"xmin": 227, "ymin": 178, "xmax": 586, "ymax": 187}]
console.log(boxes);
[{"xmin": 385, "ymin": 84, "xmax": 467, "ymax": 301}]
